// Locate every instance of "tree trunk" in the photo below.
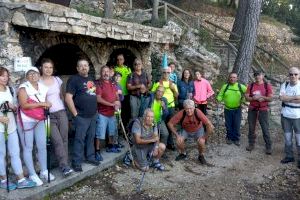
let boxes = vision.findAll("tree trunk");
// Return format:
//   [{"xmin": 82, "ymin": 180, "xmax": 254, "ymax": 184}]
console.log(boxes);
[
  {"xmin": 104, "ymin": 0, "xmax": 113, "ymax": 18},
  {"xmin": 232, "ymin": 0, "xmax": 263, "ymax": 85},
  {"xmin": 229, "ymin": 0, "xmax": 248, "ymax": 40},
  {"xmin": 151, "ymin": 0, "xmax": 159, "ymax": 25}
]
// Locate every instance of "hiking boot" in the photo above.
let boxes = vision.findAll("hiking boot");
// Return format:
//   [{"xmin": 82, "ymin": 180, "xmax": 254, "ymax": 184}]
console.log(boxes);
[
  {"xmin": 175, "ymin": 153, "xmax": 187, "ymax": 161},
  {"xmin": 246, "ymin": 145, "xmax": 254, "ymax": 152},
  {"xmin": 280, "ymin": 157, "xmax": 295, "ymax": 164},
  {"xmin": 106, "ymin": 146, "xmax": 121, "ymax": 153},
  {"xmin": 233, "ymin": 140, "xmax": 240, "ymax": 146},
  {"xmin": 0, "ymin": 180, "xmax": 17, "ymax": 191},
  {"xmin": 151, "ymin": 160, "xmax": 165, "ymax": 171},
  {"xmin": 95, "ymin": 151, "xmax": 103, "ymax": 162},
  {"xmin": 265, "ymin": 148, "xmax": 272, "ymax": 155},
  {"xmin": 17, "ymin": 178, "xmax": 36, "ymax": 189},
  {"xmin": 72, "ymin": 164, "xmax": 83, "ymax": 172},
  {"xmin": 198, "ymin": 155, "xmax": 207, "ymax": 165},
  {"xmin": 226, "ymin": 139, "xmax": 233, "ymax": 145},
  {"xmin": 62, "ymin": 167, "xmax": 74, "ymax": 177}
]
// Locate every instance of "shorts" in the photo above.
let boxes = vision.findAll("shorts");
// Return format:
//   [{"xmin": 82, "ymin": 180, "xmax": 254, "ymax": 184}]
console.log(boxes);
[
  {"xmin": 96, "ymin": 113, "xmax": 116, "ymax": 140},
  {"xmin": 133, "ymin": 144, "xmax": 155, "ymax": 168},
  {"xmin": 180, "ymin": 127, "xmax": 205, "ymax": 140}
]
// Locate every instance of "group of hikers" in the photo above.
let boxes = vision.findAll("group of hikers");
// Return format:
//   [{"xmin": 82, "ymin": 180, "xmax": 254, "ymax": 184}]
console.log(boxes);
[{"xmin": 0, "ymin": 53, "xmax": 299, "ymax": 191}]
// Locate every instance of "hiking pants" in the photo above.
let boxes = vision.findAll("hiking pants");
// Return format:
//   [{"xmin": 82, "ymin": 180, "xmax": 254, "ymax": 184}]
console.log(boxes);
[
  {"xmin": 281, "ymin": 116, "xmax": 300, "ymax": 159},
  {"xmin": 158, "ymin": 121, "xmax": 169, "ymax": 145},
  {"xmin": 72, "ymin": 114, "xmax": 96, "ymax": 165},
  {"xmin": 224, "ymin": 108, "xmax": 241, "ymax": 141},
  {"xmin": 247, "ymin": 110, "xmax": 272, "ymax": 149}
]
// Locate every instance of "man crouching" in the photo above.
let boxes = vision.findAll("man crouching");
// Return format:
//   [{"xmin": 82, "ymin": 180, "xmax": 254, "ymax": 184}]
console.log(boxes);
[
  {"xmin": 168, "ymin": 99, "xmax": 214, "ymax": 165},
  {"xmin": 132, "ymin": 108, "xmax": 166, "ymax": 171}
]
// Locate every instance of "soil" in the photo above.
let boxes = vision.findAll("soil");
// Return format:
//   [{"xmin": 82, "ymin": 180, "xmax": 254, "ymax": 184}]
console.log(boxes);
[{"xmin": 51, "ymin": 119, "xmax": 300, "ymax": 200}]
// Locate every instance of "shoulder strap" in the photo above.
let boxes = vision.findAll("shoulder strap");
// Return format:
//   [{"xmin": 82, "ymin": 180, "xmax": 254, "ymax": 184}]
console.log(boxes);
[
  {"xmin": 249, "ymin": 83, "xmax": 254, "ymax": 97},
  {"xmin": 264, "ymin": 82, "xmax": 268, "ymax": 96},
  {"xmin": 223, "ymin": 83, "xmax": 230, "ymax": 96},
  {"xmin": 8, "ymin": 86, "xmax": 14, "ymax": 97},
  {"xmin": 285, "ymin": 81, "xmax": 289, "ymax": 89},
  {"xmin": 194, "ymin": 109, "xmax": 201, "ymax": 123},
  {"xmin": 180, "ymin": 110, "xmax": 186, "ymax": 126}
]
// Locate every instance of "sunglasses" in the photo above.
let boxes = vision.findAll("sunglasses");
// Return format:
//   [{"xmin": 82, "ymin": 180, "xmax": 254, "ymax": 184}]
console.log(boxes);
[
  {"xmin": 289, "ymin": 73, "xmax": 298, "ymax": 76},
  {"xmin": 163, "ymin": 72, "xmax": 170, "ymax": 74}
]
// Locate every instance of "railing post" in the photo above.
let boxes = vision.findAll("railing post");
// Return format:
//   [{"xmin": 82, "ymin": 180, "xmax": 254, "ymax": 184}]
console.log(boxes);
[
  {"xmin": 164, "ymin": 2, "xmax": 168, "ymax": 22},
  {"xmin": 227, "ymin": 45, "xmax": 231, "ymax": 72},
  {"xmin": 129, "ymin": 0, "xmax": 132, "ymax": 9}
]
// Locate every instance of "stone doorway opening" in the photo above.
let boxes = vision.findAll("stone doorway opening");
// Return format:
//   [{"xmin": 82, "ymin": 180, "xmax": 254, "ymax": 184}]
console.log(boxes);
[
  {"xmin": 35, "ymin": 43, "xmax": 95, "ymax": 78},
  {"xmin": 107, "ymin": 48, "xmax": 137, "ymax": 70}
]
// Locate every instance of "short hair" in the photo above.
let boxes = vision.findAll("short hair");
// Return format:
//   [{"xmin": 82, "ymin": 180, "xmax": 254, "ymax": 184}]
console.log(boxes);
[
  {"xmin": 77, "ymin": 59, "xmax": 89, "ymax": 67},
  {"xmin": 183, "ymin": 99, "xmax": 195, "ymax": 109},
  {"xmin": 133, "ymin": 58, "xmax": 142, "ymax": 66},
  {"xmin": 289, "ymin": 67, "xmax": 300, "ymax": 74},
  {"xmin": 168, "ymin": 62, "xmax": 175, "ymax": 66},
  {"xmin": 143, "ymin": 108, "xmax": 154, "ymax": 120}
]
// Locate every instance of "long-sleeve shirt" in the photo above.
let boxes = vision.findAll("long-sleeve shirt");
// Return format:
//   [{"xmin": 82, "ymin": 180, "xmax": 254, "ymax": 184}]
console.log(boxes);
[
  {"xmin": 177, "ymin": 80, "xmax": 194, "ymax": 105},
  {"xmin": 193, "ymin": 79, "xmax": 214, "ymax": 104}
]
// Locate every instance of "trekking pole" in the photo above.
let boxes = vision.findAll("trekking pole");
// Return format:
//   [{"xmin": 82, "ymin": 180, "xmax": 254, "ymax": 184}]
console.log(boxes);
[
  {"xmin": 216, "ymin": 103, "xmax": 221, "ymax": 144},
  {"xmin": 44, "ymin": 108, "xmax": 51, "ymax": 183},
  {"xmin": 116, "ymin": 109, "xmax": 135, "ymax": 167},
  {"xmin": 2, "ymin": 102, "xmax": 11, "ymax": 192},
  {"xmin": 136, "ymin": 123, "xmax": 161, "ymax": 193}
]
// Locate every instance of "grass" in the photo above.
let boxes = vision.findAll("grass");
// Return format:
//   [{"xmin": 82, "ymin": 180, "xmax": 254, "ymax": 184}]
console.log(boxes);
[
  {"xmin": 72, "ymin": 4, "xmax": 103, "ymax": 17},
  {"xmin": 260, "ymin": 15, "xmax": 288, "ymax": 28}
]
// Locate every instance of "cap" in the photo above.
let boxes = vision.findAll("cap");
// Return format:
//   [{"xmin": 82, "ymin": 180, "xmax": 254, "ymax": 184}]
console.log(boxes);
[
  {"xmin": 253, "ymin": 70, "xmax": 264, "ymax": 76},
  {"xmin": 25, "ymin": 67, "xmax": 40, "ymax": 76}
]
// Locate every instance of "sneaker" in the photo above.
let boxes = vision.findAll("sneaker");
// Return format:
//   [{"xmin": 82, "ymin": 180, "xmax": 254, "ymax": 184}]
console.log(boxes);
[
  {"xmin": 265, "ymin": 148, "xmax": 272, "ymax": 155},
  {"xmin": 72, "ymin": 164, "xmax": 83, "ymax": 172},
  {"xmin": 95, "ymin": 151, "xmax": 103, "ymax": 162},
  {"xmin": 106, "ymin": 146, "xmax": 121, "ymax": 153},
  {"xmin": 175, "ymin": 153, "xmax": 187, "ymax": 161},
  {"xmin": 0, "ymin": 180, "xmax": 17, "ymax": 191},
  {"xmin": 151, "ymin": 160, "xmax": 165, "ymax": 171},
  {"xmin": 280, "ymin": 157, "xmax": 295, "ymax": 164},
  {"xmin": 233, "ymin": 140, "xmax": 240, "ymax": 146},
  {"xmin": 198, "ymin": 155, "xmax": 207, "ymax": 165},
  {"xmin": 29, "ymin": 174, "xmax": 43, "ymax": 186},
  {"xmin": 40, "ymin": 170, "xmax": 56, "ymax": 182},
  {"xmin": 17, "ymin": 178, "xmax": 36, "ymax": 189},
  {"xmin": 62, "ymin": 167, "xmax": 74, "ymax": 177},
  {"xmin": 115, "ymin": 143, "xmax": 124, "ymax": 149},
  {"xmin": 86, "ymin": 159, "xmax": 100, "ymax": 166},
  {"xmin": 226, "ymin": 139, "xmax": 233, "ymax": 145},
  {"xmin": 246, "ymin": 145, "xmax": 254, "ymax": 151}
]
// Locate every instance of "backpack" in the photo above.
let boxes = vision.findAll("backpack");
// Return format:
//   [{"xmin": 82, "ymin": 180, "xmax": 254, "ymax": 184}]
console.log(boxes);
[
  {"xmin": 223, "ymin": 83, "xmax": 244, "ymax": 99},
  {"xmin": 281, "ymin": 81, "xmax": 300, "ymax": 109},
  {"xmin": 249, "ymin": 82, "xmax": 269, "ymax": 97},
  {"xmin": 179, "ymin": 109, "xmax": 201, "ymax": 127}
]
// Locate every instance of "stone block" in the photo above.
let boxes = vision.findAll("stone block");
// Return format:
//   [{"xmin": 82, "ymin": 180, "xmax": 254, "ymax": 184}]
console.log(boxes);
[
  {"xmin": 67, "ymin": 18, "xmax": 89, "ymax": 26},
  {"xmin": 96, "ymin": 26, "xmax": 106, "ymax": 33},
  {"xmin": 12, "ymin": 11, "xmax": 28, "ymax": 27},
  {"xmin": 49, "ymin": 16, "xmax": 67, "ymax": 23},
  {"xmin": 88, "ymin": 16, "xmax": 102, "ymax": 24},
  {"xmin": 25, "ymin": 12, "xmax": 48, "ymax": 29},
  {"xmin": 51, "ymin": 7, "xmax": 65, "ymax": 17},
  {"xmin": 71, "ymin": 25, "xmax": 86, "ymax": 35},
  {"xmin": 120, "ymin": 35, "xmax": 132, "ymax": 40},
  {"xmin": 89, "ymin": 30, "xmax": 106, "ymax": 38},
  {"xmin": 64, "ymin": 11, "xmax": 82, "ymax": 19},
  {"xmin": 25, "ymin": 3, "xmax": 53, "ymax": 14},
  {"xmin": 0, "ymin": 7, "xmax": 11, "ymax": 22},
  {"xmin": 50, "ymin": 22, "xmax": 69, "ymax": 32}
]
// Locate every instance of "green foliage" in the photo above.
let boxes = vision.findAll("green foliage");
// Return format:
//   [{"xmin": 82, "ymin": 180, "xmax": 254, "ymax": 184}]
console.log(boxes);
[
  {"xmin": 197, "ymin": 28, "xmax": 213, "ymax": 50},
  {"xmin": 73, "ymin": 4, "xmax": 103, "ymax": 17}
]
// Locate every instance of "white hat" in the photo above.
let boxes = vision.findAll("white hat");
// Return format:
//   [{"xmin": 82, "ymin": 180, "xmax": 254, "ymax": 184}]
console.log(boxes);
[{"xmin": 25, "ymin": 67, "xmax": 40, "ymax": 76}]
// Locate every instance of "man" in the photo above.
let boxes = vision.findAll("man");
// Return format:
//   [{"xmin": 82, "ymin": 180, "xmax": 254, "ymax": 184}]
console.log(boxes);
[
  {"xmin": 140, "ymin": 86, "xmax": 169, "ymax": 145},
  {"xmin": 65, "ymin": 59, "xmax": 99, "ymax": 172},
  {"xmin": 279, "ymin": 67, "xmax": 300, "ymax": 168},
  {"xmin": 132, "ymin": 109, "xmax": 166, "ymax": 171},
  {"xmin": 216, "ymin": 72, "xmax": 246, "ymax": 146},
  {"xmin": 167, "ymin": 99, "xmax": 214, "ymax": 165},
  {"xmin": 127, "ymin": 58, "xmax": 151, "ymax": 118},
  {"xmin": 152, "ymin": 67, "xmax": 178, "ymax": 150},
  {"xmin": 114, "ymin": 54, "xmax": 131, "ymax": 125},
  {"xmin": 95, "ymin": 66, "xmax": 121, "ymax": 161},
  {"xmin": 245, "ymin": 71, "xmax": 273, "ymax": 155},
  {"xmin": 169, "ymin": 62, "xmax": 178, "ymax": 85},
  {"xmin": 193, "ymin": 70, "xmax": 214, "ymax": 115}
]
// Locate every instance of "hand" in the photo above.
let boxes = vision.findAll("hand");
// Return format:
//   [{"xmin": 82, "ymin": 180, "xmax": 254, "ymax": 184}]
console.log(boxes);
[
  {"xmin": 0, "ymin": 116, "xmax": 9, "ymax": 124},
  {"xmin": 114, "ymin": 101, "xmax": 121, "ymax": 110},
  {"xmin": 43, "ymin": 102, "xmax": 52, "ymax": 108},
  {"xmin": 258, "ymin": 97, "xmax": 265, "ymax": 102},
  {"xmin": 176, "ymin": 135, "xmax": 184, "ymax": 146},
  {"xmin": 188, "ymin": 93, "xmax": 193, "ymax": 99},
  {"xmin": 8, "ymin": 103, "xmax": 16, "ymax": 111},
  {"xmin": 252, "ymin": 95, "xmax": 260, "ymax": 101},
  {"xmin": 140, "ymin": 84, "xmax": 147, "ymax": 94}
]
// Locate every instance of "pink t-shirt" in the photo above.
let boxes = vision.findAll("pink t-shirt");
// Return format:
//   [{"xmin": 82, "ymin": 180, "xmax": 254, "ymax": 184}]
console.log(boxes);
[
  {"xmin": 44, "ymin": 77, "xmax": 65, "ymax": 113},
  {"xmin": 193, "ymin": 78, "xmax": 214, "ymax": 104}
]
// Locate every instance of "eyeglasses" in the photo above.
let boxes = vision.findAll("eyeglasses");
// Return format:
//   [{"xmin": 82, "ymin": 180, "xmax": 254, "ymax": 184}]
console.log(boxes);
[
  {"xmin": 289, "ymin": 73, "xmax": 298, "ymax": 76},
  {"xmin": 27, "ymin": 72, "xmax": 39, "ymax": 76},
  {"xmin": 163, "ymin": 72, "xmax": 170, "ymax": 74}
]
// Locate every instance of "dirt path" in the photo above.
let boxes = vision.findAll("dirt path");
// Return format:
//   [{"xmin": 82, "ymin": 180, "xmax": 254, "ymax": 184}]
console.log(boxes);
[{"xmin": 51, "ymin": 121, "xmax": 300, "ymax": 200}]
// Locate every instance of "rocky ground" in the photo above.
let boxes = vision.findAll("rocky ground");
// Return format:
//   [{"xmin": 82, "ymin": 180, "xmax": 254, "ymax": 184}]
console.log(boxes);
[{"xmin": 51, "ymin": 119, "xmax": 300, "ymax": 200}]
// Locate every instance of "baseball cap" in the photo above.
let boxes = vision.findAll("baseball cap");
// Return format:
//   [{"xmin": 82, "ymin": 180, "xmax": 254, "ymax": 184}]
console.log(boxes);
[
  {"xmin": 253, "ymin": 70, "xmax": 264, "ymax": 76},
  {"xmin": 25, "ymin": 66, "xmax": 40, "ymax": 76}
]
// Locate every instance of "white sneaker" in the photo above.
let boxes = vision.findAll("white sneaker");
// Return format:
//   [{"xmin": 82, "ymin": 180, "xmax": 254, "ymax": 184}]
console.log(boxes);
[
  {"xmin": 29, "ymin": 174, "xmax": 43, "ymax": 186},
  {"xmin": 40, "ymin": 170, "xmax": 55, "ymax": 181}
]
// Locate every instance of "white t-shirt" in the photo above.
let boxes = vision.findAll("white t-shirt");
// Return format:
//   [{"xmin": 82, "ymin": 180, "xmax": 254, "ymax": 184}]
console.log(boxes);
[
  {"xmin": 0, "ymin": 86, "xmax": 17, "ymax": 134},
  {"xmin": 280, "ymin": 81, "xmax": 300, "ymax": 119},
  {"xmin": 19, "ymin": 81, "xmax": 48, "ymax": 123}
]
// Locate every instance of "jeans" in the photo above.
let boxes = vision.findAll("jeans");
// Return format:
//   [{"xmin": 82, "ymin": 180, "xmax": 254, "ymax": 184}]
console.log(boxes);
[
  {"xmin": 96, "ymin": 113, "xmax": 116, "ymax": 140},
  {"xmin": 18, "ymin": 121, "xmax": 47, "ymax": 175},
  {"xmin": 224, "ymin": 108, "xmax": 242, "ymax": 141},
  {"xmin": 72, "ymin": 114, "xmax": 96, "ymax": 165},
  {"xmin": 50, "ymin": 110, "xmax": 69, "ymax": 169},
  {"xmin": 0, "ymin": 130, "xmax": 23, "ymax": 176},
  {"xmin": 247, "ymin": 109, "xmax": 272, "ymax": 149},
  {"xmin": 281, "ymin": 116, "xmax": 300, "ymax": 159}
]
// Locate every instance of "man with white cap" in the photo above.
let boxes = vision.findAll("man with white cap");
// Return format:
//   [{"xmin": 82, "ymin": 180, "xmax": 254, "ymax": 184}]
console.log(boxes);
[
  {"xmin": 167, "ymin": 99, "xmax": 214, "ymax": 165},
  {"xmin": 280, "ymin": 67, "xmax": 300, "ymax": 168}
]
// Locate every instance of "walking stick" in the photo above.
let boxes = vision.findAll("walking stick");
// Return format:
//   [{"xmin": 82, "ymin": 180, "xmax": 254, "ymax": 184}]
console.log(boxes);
[
  {"xmin": 2, "ymin": 101, "xmax": 11, "ymax": 192},
  {"xmin": 44, "ymin": 108, "xmax": 51, "ymax": 183},
  {"xmin": 216, "ymin": 103, "xmax": 221, "ymax": 144}
]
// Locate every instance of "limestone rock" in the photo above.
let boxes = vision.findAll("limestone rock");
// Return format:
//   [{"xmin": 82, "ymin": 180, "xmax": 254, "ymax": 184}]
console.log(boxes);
[
  {"xmin": 12, "ymin": 11, "xmax": 28, "ymax": 27},
  {"xmin": 121, "ymin": 9, "xmax": 151, "ymax": 24}
]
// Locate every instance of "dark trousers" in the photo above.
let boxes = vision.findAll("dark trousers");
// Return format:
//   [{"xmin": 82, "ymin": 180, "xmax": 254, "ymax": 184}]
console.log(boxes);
[
  {"xmin": 166, "ymin": 107, "xmax": 175, "ymax": 146},
  {"xmin": 248, "ymin": 109, "xmax": 272, "ymax": 149},
  {"xmin": 196, "ymin": 104, "xmax": 207, "ymax": 115},
  {"xmin": 72, "ymin": 114, "xmax": 97, "ymax": 165},
  {"xmin": 224, "ymin": 108, "xmax": 241, "ymax": 141}
]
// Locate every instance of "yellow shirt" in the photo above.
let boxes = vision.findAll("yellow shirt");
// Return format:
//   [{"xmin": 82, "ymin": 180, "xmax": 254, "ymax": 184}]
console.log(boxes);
[
  {"xmin": 114, "ymin": 65, "xmax": 131, "ymax": 95},
  {"xmin": 152, "ymin": 81, "xmax": 178, "ymax": 108}
]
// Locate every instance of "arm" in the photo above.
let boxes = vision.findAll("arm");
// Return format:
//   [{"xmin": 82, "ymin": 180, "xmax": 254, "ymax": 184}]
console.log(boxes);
[
  {"xmin": 18, "ymin": 88, "xmax": 50, "ymax": 109},
  {"xmin": 206, "ymin": 81, "xmax": 214, "ymax": 99},
  {"xmin": 65, "ymin": 93, "xmax": 78, "ymax": 117},
  {"xmin": 216, "ymin": 84, "xmax": 226, "ymax": 102},
  {"xmin": 170, "ymin": 82, "xmax": 179, "ymax": 98}
]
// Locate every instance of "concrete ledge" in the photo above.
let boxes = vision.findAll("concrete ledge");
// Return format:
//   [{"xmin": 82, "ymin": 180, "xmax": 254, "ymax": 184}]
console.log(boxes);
[{"xmin": 0, "ymin": 148, "xmax": 127, "ymax": 200}]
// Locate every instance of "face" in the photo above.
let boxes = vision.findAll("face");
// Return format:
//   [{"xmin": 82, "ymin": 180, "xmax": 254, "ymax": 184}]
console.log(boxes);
[
  {"xmin": 26, "ymin": 70, "xmax": 40, "ymax": 83},
  {"xmin": 109, "ymin": 68, "xmax": 115, "ymax": 78},
  {"xmin": 254, "ymin": 73, "xmax": 264, "ymax": 82},
  {"xmin": 114, "ymin": 75, "xmax": 121, "ymax": 83},
  {"xmin": 184, "ymin": 107, "xmax": 195, "ymax": 116},
  {"xmin": 117, "ymin": 55, "xmax": 124, "ymax": 66},
  {"xmin": 101, "ymin": 67, "xmax": 110, "ymax": 81},
  {"xmin": 229, "ymin": 73, "xmax": 237, "ymax": 84},
  {"xmin": 155, "ymin": 87, "xmax": 164, "ymax": 99},
  {"xmin": 134, "ymin": 61, "xmax": 142, "ymax": 71},
  {"xmin": 195, "ymin": 71, "xmax": 202, "ymax": 80},
  {"xmin": 42, "ymin": 62, "xmax": 54, "ymax": 76},
  {"xmin": 162, "ymin": 70, "xmax": 170, "ymax": 79},
  {"xmin": 144, "ymin": 111, "xmax": 154, "ymax": 126},
  {"xmin": 169, "ymin": 64, "xmax": 175, "ymax": 72},
  {"xmin": 0, "ymin": 71, "xmax": 9, "ymax": 86},
  {"xmin": 77, "ymin": 60, "xmax": 89, "ymax": 77},
  {"xmin": 289, "ymin": 69, "xmax": 299, "ymax": 84},
  {"xmin": 183, "ymin": 70, "xmax": 190, "ymax": 80}
]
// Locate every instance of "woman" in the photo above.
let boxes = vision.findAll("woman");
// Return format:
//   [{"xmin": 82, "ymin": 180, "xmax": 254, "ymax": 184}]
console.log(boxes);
[
  {"xmin": 18, "ymin": 66, "xmax": 55, "ymax": 186},
  {"xmin": 0, "ymin": 67, "xmax": 36, "ymax": 190},
  {"xmin": 177, "ymin": 69, "xmax": 194, "ymax": 109},
  {"xmin": 40, "ymin": 58, "xmax": 73, "ymax": 177}
]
